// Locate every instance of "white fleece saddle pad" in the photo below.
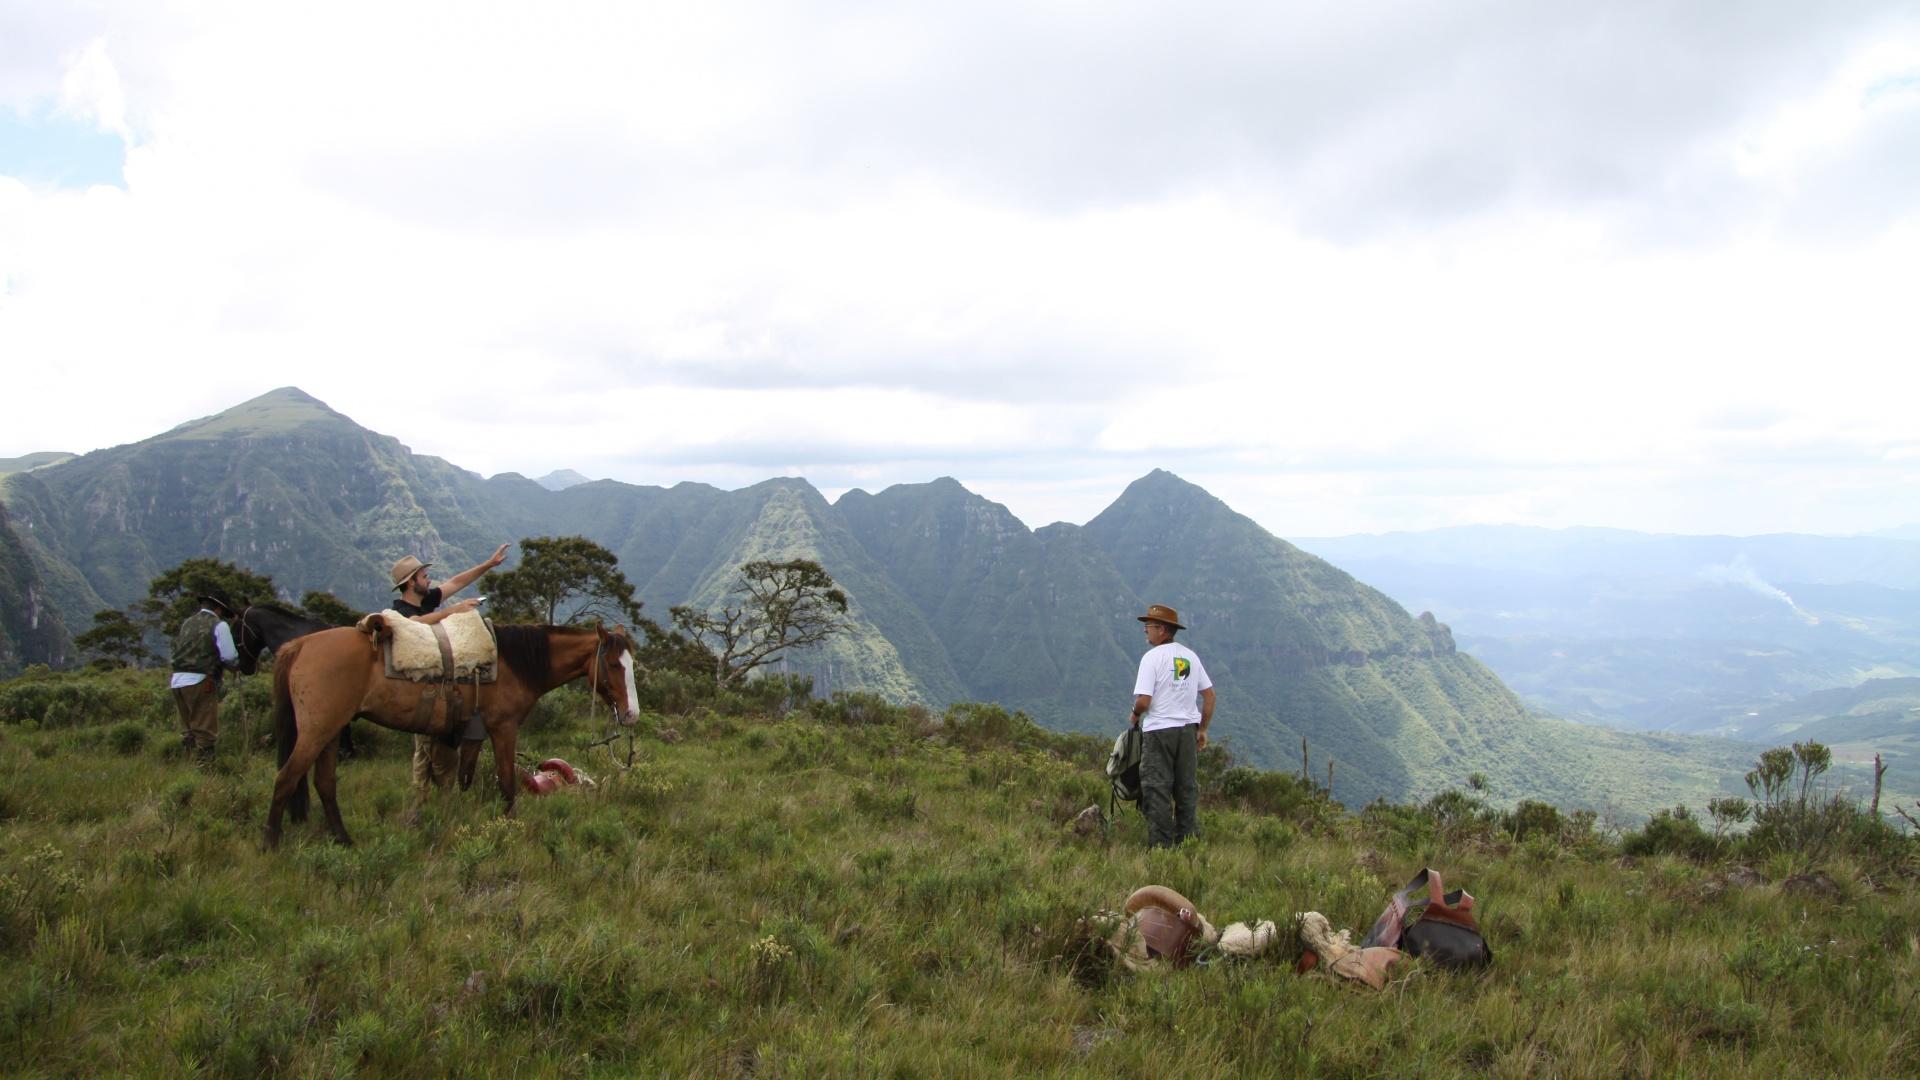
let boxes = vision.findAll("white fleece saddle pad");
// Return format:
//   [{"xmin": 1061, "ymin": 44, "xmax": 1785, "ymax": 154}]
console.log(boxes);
[{"xmin": 359, "ymin": 609, "xmax": 498, "ymax": 682}]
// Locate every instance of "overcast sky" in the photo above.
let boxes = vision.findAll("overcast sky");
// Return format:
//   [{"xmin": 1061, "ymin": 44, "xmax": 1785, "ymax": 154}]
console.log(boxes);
[{"xmin": 3, "ymin": 1, "xmax": 1917, "ymax": 538}]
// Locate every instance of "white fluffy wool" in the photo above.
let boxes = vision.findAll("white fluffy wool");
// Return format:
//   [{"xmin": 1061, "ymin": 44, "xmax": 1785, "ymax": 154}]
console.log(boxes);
[
  {"xmin": 1218, "ymin": 920, "xmax": 1278, "ymax": 958},
  {"xmin": 373, "ymin": 610, "xmax": 496, "ymax": 680}
]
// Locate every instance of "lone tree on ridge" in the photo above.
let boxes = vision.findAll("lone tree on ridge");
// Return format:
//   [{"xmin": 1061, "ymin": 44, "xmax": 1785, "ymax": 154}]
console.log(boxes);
[
  {"xmin": 671, "ymin": 558, "xmax": 849, "ymax": 688},
  {"xmin": 487, "ymin": 536, "xmax": 643, "ymax": 626}
]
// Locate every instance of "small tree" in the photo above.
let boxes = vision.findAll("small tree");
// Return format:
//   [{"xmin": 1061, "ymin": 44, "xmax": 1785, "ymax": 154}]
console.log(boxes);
[
  {"xmin": 487, "ymin": 536, "xmax": 643, "ymax": 626},
  {"xmin": 1707, "ymin": 796, "xmax": 1751, "ymax": 839},
  {"xmin": 1791, "ymin": 740, "xmax": 1831, "ymax": 810},
  {"xmin": 74, "ymin": 608, "xmax": 156, "ymax": 668},
  {"xmin": 671, "ymin": 559, "xmax": 849, "ymax": 687},
  {"xmin": 299, "ymin": 590, "xmax": 360, "ymax": 627},
  {"xmin": 144, "ymin": 558, "xmax": 277, "ymax": 631},
  {"xmin": 1744, "ymin": 747, "xmax": 1795, "ymax": 809},
  {"xmin": 632, "ymin": 616, "xmax": 721, "ymax": 680}
]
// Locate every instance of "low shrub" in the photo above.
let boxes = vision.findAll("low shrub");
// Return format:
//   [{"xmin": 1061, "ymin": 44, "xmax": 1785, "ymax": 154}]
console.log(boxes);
[
  {"xmin": 1621, "ymin": 805, "xmax": 1720, "ymax": 860},
  {"xmin": 1210, "ymin": 766, "xmax": 1334, "ymax": 824},
  {"xmin": 1506, "ymin": 799, "xmax": 1562, "ymax": 840},
  {"xmin": 107, "ymin": 722, "xmax": 147, "ymax": 755},
  {"xmin": 939, "ymin": 702, "xmax": 1031, "ymax": 751},
  {"xmin": 635, "ymin": 669, "xmax": 715, "ymax": 716},
  {"xmin": 727, "ymin": 673, "xmax": 815, "ymax": 717}
]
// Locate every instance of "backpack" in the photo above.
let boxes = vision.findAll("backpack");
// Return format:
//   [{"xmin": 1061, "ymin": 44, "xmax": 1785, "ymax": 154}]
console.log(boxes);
[
  {"xmin": 1361, "ymin": 867, "xmax": 1493, "ymax": 969},
  {"xmin": 1106, "ymin": 726, "xmax": 1143, "ymax": 816}
]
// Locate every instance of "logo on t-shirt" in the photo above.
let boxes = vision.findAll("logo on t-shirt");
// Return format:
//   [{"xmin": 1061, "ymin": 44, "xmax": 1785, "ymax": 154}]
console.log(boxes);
[{"xmin": 1173, "ymin": 657, "xmax": 1191, "ymax": 681}]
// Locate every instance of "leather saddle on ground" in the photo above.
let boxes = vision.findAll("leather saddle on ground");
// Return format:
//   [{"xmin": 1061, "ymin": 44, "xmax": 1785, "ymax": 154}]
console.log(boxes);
[{"xmin": 1361, "ymin": 867, "xmax": 1493, "ymax": 969}]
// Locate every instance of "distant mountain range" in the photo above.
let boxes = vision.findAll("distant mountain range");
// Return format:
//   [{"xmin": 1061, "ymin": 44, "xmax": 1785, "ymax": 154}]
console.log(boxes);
[
  {"xmin": 535, "ymin": 469, "xmax": 593, "ymax": 491},
  {"xmin": 4, "ymin": 387, "xmax": 1900, "ymax": 812},
  {"xmin": 1294, "ymin": 526, "xmax": 1920, "ymax": 738}
]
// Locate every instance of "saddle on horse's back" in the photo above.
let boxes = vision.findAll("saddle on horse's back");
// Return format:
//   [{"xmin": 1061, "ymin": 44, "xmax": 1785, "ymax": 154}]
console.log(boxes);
[{"xmin": 356, "ymin": 610, "xmax": 499, "ymax": 684}]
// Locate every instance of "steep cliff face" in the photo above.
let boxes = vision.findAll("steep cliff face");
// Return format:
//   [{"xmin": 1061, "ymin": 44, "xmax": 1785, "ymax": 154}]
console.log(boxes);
[
  {"xmin": 836, "ymin": 479, "xmax": 1139, "ymax": 728},
  {"xmin": 0, "ymin": 501, "xmax": 70, "ymax": 673}
]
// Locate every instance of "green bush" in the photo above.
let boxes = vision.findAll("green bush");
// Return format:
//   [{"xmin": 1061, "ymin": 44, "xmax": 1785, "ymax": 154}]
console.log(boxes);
[
  {"xmin": 0, "ymin": 667, "xmax": 175, "ymax": 728},
  {"xmin": 938, "ymin": 702, "xmax": 1029, "ymax": 750},
  {"xmin": 806, "ymin": 690, "xmax": 905, "ymax": 728},
  {"xmin": 0, "ymin": 678, "xmax": 113, "ymax": 728},
  {"xmin": 1211, "ymin": 766, "xmax": 1333, "ymax": 823},
  {"xmin": 1740, "ymin": 798, "xmax": 1915, "ymax": 872},
  {"xmin": 1506, "ymin": 799, "xmax": 1563, "ymax": 841},
  {"xmin": 1359, "ymin": 797, "xmax": 1437, "ymax": 854},
  {"xmin": 1730, "ymin": 740, "xmax": 1916, "ymax": 871},
  {"xmin": 635, "ymin": 669, "xmax": 715, "ymax": 716},
  {"xmin": 1621, "ymin": 805, "xmax": 1720, "ymax": 860},
  {"xmin": 1423, "ymin": 787, "xmax": 1504, "ymax": 845},
  {"xmin": 107, "ymin": 722, "xmax": 147, "ymax": 755},
  {"xmin": 728, "ymin": 672, "xmax": 814, "ymax": 716}
]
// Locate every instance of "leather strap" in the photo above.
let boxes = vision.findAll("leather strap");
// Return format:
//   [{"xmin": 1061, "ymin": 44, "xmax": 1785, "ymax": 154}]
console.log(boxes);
[
  {"xmin": 413, "ymin": 684, "xmax": 441, "ymax": 731},
  {"xmin": 432, "ymin": 622, "xmax": 456, "ymax": 682}
]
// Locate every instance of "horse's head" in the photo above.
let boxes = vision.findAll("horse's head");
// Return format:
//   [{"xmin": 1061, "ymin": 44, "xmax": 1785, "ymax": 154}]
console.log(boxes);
[{"xmin": 591, "ymin": 625, "xmax": 642, "ymax": 726}]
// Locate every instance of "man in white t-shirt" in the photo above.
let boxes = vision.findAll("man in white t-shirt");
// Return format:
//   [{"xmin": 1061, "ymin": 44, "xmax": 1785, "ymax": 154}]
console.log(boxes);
[{"xmin": 1129, "ymin": 603, "xmax": 1215, "ymax": 847}]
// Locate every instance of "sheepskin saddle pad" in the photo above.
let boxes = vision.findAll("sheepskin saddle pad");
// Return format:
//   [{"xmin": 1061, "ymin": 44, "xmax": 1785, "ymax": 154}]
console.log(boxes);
[{"xmin": 356, "ymin": 610, "xmax": 498, "ymax": 683}]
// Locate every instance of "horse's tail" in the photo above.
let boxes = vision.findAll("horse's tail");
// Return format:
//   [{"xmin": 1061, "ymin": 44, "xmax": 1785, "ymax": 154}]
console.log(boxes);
[{"xmin": 273, "ymin": 641, "xmax": 310, "ymax": 824}]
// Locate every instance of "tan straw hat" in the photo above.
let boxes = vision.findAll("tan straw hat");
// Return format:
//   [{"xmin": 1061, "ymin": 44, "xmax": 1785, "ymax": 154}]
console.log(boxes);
[
  {"xmin": 390, "ymin": 555, "xmax": 431, "ymax": 591},
  {"xmin": 1136, "ymin": 604, "xmax": 1186, "ymax": 630}
]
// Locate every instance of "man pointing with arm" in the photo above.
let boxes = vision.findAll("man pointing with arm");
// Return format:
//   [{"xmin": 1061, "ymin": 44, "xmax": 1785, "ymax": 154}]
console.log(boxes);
[
  {"xmin": 389, "ymin": 545, "xmax": 510, "ymax": 806},
  {"xmin": 1130, "ymin": 604, "xmax": 1215, "ymax": 848}
]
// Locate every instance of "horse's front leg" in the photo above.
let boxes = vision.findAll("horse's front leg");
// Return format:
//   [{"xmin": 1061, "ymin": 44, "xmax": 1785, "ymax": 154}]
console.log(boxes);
[{"xmin": 491, "ymin": 721, "xmax": 519, "ymax": 816}]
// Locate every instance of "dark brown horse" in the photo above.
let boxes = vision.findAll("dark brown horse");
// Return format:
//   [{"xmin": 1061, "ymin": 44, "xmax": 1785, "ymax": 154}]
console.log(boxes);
[
  {"xmin": 240, "ymin": 603, "xmax": 362, "ymax": 768},
  {"xmin": 266, "ymin": 620, "xmax": 639, "ymax": 847}
]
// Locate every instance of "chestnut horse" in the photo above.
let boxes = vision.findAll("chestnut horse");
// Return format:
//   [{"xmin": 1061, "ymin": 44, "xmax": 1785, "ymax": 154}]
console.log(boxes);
[{"xmin": 265, "ymin": 620, "xmax": 639, "ymax": 847}]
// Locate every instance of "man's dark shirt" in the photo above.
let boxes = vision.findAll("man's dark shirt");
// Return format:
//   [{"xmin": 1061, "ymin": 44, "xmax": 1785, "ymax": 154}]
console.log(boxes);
[{"xmin": 393, "ymin": 586, "xmax": 442, "ymax": 619}]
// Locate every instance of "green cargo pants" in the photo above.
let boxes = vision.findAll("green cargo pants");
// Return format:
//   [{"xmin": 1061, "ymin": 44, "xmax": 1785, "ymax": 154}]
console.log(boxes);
[{"xmin": 1140, "ymin": 725, "xmax": 1200, "ymax": 847}]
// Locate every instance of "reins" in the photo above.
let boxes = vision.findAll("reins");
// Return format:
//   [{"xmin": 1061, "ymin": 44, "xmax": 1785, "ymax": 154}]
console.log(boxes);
[{"xmin": 237, "ymin": 605, "xmax": 262, "ymax": 659}]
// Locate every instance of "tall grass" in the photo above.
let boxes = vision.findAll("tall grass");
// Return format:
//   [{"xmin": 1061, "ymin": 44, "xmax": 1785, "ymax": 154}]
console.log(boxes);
[{"xmin": 0, "ymin": 668, "xmax": 1916, "ymax": 1076}]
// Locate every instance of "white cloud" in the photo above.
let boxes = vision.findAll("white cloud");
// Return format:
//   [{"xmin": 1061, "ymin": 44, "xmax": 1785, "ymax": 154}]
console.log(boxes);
[{"xmin": 2, "ymin": 1, "xmax": 1918, "ymax": 538}]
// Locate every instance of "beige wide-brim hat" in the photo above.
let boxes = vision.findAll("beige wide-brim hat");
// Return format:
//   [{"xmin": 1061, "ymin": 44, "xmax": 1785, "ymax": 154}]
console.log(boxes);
[
  {"xmin": 390, "ymin": 555, "xmax": 431, "ymax": 591},
  {"xmin": 1136, "ymin": 604, "xmax": 1186, "ymax": 630}
]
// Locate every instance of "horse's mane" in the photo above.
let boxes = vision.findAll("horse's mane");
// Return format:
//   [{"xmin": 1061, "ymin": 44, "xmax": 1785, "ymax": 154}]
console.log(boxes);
[{"xmin": 493, "ymin": 624, "xmax": 598, "ymax": 686}]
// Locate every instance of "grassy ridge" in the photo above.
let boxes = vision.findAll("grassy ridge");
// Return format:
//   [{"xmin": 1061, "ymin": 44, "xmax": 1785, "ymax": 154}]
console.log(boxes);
[{"xmin": 2, "ymin": 677, "xmax": 1917, "ymax": 1076}]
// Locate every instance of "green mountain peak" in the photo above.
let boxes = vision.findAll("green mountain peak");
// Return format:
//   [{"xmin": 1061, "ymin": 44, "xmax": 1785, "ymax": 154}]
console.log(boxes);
[{"xmin": 153, "ymin": 387, "xmax": 356, "ymax": 443}]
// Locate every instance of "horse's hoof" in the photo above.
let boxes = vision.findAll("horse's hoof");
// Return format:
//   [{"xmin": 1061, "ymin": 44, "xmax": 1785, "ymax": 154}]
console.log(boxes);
[{"xmin": 263, "ymin": 829, "xmax": 281, "ymax": 850}]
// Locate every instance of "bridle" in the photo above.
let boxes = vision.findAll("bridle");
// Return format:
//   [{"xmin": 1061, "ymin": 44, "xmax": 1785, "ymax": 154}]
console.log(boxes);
[
  {"xmin": 585, "ymin": 627, "xmax": 641, "ymax": 770},
  {"xmin": 237, "ymin": 605, "xmax": 263, "ymax": 659}
]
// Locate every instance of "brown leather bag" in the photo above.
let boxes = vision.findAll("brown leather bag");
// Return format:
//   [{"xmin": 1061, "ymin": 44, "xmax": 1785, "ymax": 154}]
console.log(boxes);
[{"xmin": 1363, "ymin": 867, "xmax": 1493, "ymax": 969}]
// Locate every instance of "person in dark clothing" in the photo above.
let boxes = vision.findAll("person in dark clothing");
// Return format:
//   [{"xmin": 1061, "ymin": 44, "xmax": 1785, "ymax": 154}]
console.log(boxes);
[
  {"xmin": 388, "ymin": 546, "xmax": 509, "ymax": 799},
  {"xmin": 171, "ymin": 594, "xmax": 241, "ymax": 767}
]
